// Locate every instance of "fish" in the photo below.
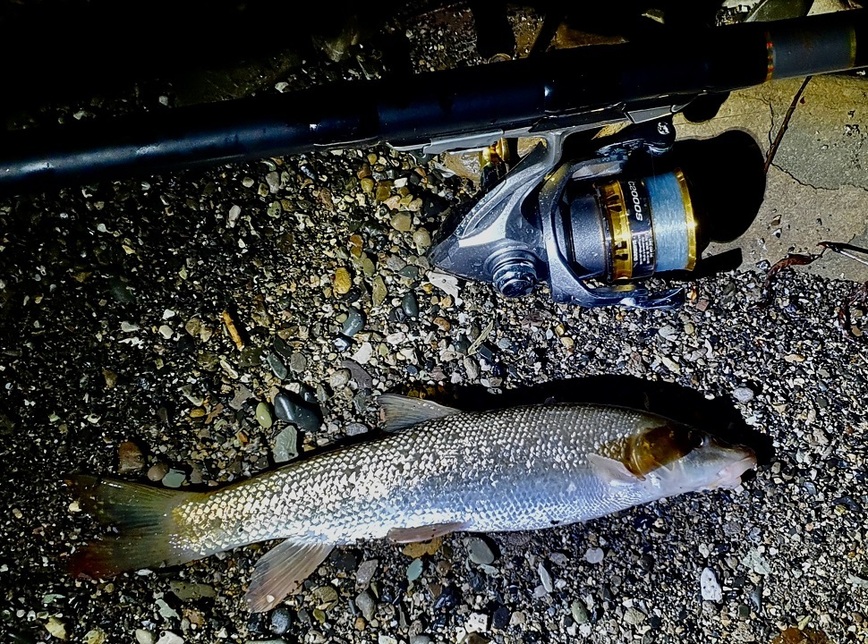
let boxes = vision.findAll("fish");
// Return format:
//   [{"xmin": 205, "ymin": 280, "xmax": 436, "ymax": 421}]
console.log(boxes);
[{"xmin": 66, "ymin": 394, "xmax": 756, "ymax": 611}]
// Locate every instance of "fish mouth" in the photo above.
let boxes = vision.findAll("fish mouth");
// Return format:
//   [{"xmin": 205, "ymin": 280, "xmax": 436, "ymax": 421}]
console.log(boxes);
[{"xmin": 711, "ymin": 448, "xmax": 758, "ymax": 489}]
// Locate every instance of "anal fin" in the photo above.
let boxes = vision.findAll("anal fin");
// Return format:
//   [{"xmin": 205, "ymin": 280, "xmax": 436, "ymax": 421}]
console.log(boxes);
[
  {"xmin": 387, "ymin": 522, "xmax": 467, "ymax": 543},
  {"xmin": 245, "ymin": 540, "xmax": 334, "ymax": 612}
]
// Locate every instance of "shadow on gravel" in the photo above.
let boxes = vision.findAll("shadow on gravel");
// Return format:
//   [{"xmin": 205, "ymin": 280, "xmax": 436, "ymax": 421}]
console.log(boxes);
[{"xmin": 443, "ymin": 375, "xmax": 774, "ymax": 467}]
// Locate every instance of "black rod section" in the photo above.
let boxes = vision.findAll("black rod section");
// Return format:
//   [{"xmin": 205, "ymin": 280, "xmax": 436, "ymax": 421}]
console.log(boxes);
[{"xmin": 0, "ymin": 9, "xmax": 864, "ymax": 196}]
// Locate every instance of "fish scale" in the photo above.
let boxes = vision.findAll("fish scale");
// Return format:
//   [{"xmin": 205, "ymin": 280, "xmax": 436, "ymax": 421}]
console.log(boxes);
[{"xmin": 67, "ymin": 395, "xmax": 755, "ymax": 611}]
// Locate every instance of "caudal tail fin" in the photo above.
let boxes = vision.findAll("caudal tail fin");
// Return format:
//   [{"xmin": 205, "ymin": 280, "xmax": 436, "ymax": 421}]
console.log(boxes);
[{"xmin": 66, "ymin": 475, "xmax": 206, "ymax": 578}]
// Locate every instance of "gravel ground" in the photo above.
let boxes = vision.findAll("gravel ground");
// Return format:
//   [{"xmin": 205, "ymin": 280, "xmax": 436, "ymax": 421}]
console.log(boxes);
[{"xmin": 2, "ymin": 4, "xmax": 868, "ymax": 644}]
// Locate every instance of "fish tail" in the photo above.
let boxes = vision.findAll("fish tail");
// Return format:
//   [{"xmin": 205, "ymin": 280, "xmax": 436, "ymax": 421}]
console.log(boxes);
[{"xmin": 66, "ymin": 474, "xmax": 204, "ymax": 578}]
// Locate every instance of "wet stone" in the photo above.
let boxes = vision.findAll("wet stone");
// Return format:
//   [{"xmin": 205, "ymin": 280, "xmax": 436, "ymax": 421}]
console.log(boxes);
[
  {"xmin": 585, "ymin": 547, "xmax": 604, "ymax": 564},
  {"xmin": 256, "ymin": 402, "xmax": 274, "ymax": 429},
  {"xmin": 571, "ymin": 600, "xmax": 589, "ymax": 625},
  {"xmin": 273, "ymin": 392, "xmax": 321, "ymax": 432},
  {"xmin": 147, "ymin": 462, "xmax": 169, "ymax": 482},
  {"xmin": 356, "ymin": 559, "xmax": 379, "ymax": 586},
  {"xmin": 733, "ymin": 386, "xmax": 755, "ymax": 403},
  {"xmin": 169, "ymin": 580, "xmax": 216, "ymax": 601},
  {"xmin": 273, "ymin": 426, "xmax": 299, "ymax": 463},
  {"xmin": 538, "ymin": 563, "xmax": 553, "ymax": 593},
  {"xmin": 372, "ymin": 276, "xmax": 387, "ymax": 307},
  {"xmin": 391, "ymin": 213, "xmax": 412, "ymax": 232},
  {"xmin": 270, "ymin": 606, "xmax": 293, "ymax": 635},
  {"xmin": 401, "ymin": 292, "xmax": 419, "ymax": 318},
  {"xmin": 329, "ymin": 369, "xmax": 351, "ymax": 389},
  {"xmin": 328, "ymin": 549, "xmax": 358, "ymax": 573},
  {"xmin": 407, "ymin": 558, "xmax": 424, "ymax": 581},
  {"xmin": 492, "ymin": 605, "xmax": 511, "ymax": 630},
  {"xmin": 342, "ymin": 307, "xmax": 365, "ymax": 337},
  {"xmin": 267, "ymin": 353, "xmax": 288, "ymax": 380},
  {"xmin": 701, "ymin": 567, "xmax": 723, "ymax": 602},
  {"xmin": 289, "ymin": 352, "xmax": 307, "ymax": 373},
  {"xmin": 345, "ymin": 422, "xmax": 368, "ymax": 436},
  {"xmin": 161, "ymin": 468, "xmax": 186, "ymax": 488},
  {"xmin": 118, "ymin": 440, "xmax": 145, "ymax": 474},
  {"xmin": 355, "ymin": 590, "xmax": 376, "ymax": 621},
  {"xmin": 334, "ymin": 267, "xmax": 352, "ymax": 295},
  {"xmin": 273, "ymin": 337, "xmax": 293, "ymax": 359},
  {"xmin": 333, "ymin": 335, "xmax": 352, "ymax": 352},
  {"xmin": 467, "ymin": 538, "xmax": 496, "ymax": 565}
]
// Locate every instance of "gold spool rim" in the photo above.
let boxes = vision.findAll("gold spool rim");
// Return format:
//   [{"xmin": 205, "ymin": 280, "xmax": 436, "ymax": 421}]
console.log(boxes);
[
  {"xmin": 674, "ymin": 169, "xmax": 698, "ymax": 271},
  {"xmin": 600, "ymin": 179, "xmax": 633, "ymax": 280}
]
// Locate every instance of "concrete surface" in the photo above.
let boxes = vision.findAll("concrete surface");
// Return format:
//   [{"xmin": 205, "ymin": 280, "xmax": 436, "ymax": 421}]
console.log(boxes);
[{"xmin": 678, "ymin": 73, "xmax": 868, "ymax": 282}]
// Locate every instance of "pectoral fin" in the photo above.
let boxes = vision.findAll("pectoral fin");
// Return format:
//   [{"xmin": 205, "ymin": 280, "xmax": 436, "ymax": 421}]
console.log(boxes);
[
  {"xmin": 587, "ymin": 453, "xmax": 645, "ymax": 486},
  {"xmin": 378, "ymin": 394, "xmax": 461, "ymax": 432},
  {"xmin": 245, "ymin": 540, "xmax": 334, "ymax": 612},
  {"xmin": 387, "ymin": 522, "xmax": 467, "ymax": 543}
]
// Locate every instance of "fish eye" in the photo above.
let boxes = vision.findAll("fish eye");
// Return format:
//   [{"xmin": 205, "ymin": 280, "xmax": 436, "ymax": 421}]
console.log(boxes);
[{"xmin": 687, "ymin": 430, "xmax": 708, "ymax": 449}]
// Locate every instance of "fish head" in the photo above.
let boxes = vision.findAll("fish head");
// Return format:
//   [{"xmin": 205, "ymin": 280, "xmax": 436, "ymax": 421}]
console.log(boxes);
[{"xmin": 652, "ymin": 428, "xmax": 757, "ymax": 493}]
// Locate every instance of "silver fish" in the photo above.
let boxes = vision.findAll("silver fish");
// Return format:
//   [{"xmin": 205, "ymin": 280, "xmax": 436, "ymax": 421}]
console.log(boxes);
[{"xmin": 67, "ymin": 394, "xmax": 756, "ymax": 611}]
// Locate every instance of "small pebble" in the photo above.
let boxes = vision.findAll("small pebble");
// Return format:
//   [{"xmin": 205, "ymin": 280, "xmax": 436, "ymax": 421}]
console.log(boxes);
[
  {"xmin": 465, "ymin": 612, "xmax": 488, "ymax": 633},
  {"xmin": 378, "ymin": 635, "xmax": 398, "ymax": 644},
  {"xmin": 407, "ymin": 558, "xmax": 424, "ymax": 581},
  {"xmin": 135, "ymin": 630, "xmax": 155, "ymax": 644},
  {"xmin": 161, "ymin": 468, "xmax": 186, "ymax": 489},
  {"xmin": 401, "ymin": 292, "xmax": 419, "ymax": 318},
  {"xmin": 273, "ymin": 392, "xmax": 321, "ymax": 432},
  {"xmin": 168, "ymin": 581, "xmax": 215, "ymax": 601},
  {"xmin": 492, "ymin": 605, "xmax": 511, "ymax": 629},
  {"xmin": 410, "ymin": 637, "xmax": 433, "ymax": 644},
  {"xmin": 256, "ymin": 402, "xmax": 273, "ymax": 429},
  {"xmin": 273, "ymin": 427, "xmax": 299, "ymax": 463},
  {"xmin": 733, "ymin": 386, "xmax": 755, "ymax": 403},
  {"xmin": 355, "ymin": 591, "xmax": 376, "ymax": 621},
  {"xmin": 118, "ymin": 440, "xmax": 145, "ymax": 474},
  {"xmin": 334, "ymin": 268, "xmax": 352, "ymax": 295},
  {"xmin": 624, "ymin": 607, "xmax": 646, "ymax": 626},
  {"xmin": 701, "ymin": 567, "xmax": 723, "ymax": 602},
  {"xmin": 372, "ymin": 276, "xmax": 387, "ymax": 307},
  {"xmin": 289, "ymin": 352, "xmax": 307, "ymax": 373},
  {"xmin": 267, "ymin": 353, "xmax": 288, "ymax": 380},
  {"xmin": 45, "ymin": 617, "xmax": 67, "ymax": 640},
  {"xmin": 413, "ymin": 228, "xmax": 432, "ymax": 252},
  {"xmin": 538, "ymin": 563, "xmax": 553, "ymax": 593},
  {"xmin": 155, "ymin": 632, "xmax": 183, "ymax": 644},
  {"xmin": 584, "ymin": 547, "xmax": 604, "ymax": 564},
  {"xmin": 356, "ymin": 559, "xmax": 379, "ymax": 586},
  {"xmin": 329, "ymin": 369, "xmax": 351, "ymax": 390},
  {"xmin": 352, "ymin": 342, "xmax": 374, "ymax": 365},
  {"xmin": 467, "ymin": 538, "xmax": 496, "ymax": 565},
  {"xmin": 571, "ymin": 600, "xmax": 589, "ymax": 625},
  {"xmin": 342, "ymin": 307, "xmax": 366, "ymax": 337},
  {"xmin": 269, "ymin": 606, "xmax": 292, "ymax": 635},
  {"xmin": 147, "ymin": 462, "xmax": 169, "ymax": 482},
  {"xmin": 345, "ymin": 422, "xmax": 369, "ymax": 436},
  {"xmin": 333, "ymin": 335, "xmax": 352, "ymax": 352},
  {"xmin": 84, "ymin": 629, "xmax": 107, "ymax": 644},
  {"xmin": 390, "ymin": 213, "xmax": 412, "ymax": 232}
]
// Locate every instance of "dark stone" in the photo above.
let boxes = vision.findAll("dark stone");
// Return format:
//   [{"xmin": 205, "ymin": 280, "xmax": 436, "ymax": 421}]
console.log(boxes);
[
  {"xmin": 273, "ymin": 392, "xmax": 322, "ymax": 432},
  {"xmin": 492, "ymin": 605, "xmax": 510, "ymax": 629},
  {"xmin": 401, "ymin": 292, "xmax": 419, "ymax": 318},
  {"xmin": 269, "ymin": 606, "xmax": 292, "ymax": 635},
  {"xmin": 333, "ymin": 335, "xmax": 352, "ymax": 352},
  {"xmin": 328, "ymin": 549, "xmax": 359, "ymax": 573},
  {"xmin": 342, "ymin": 307, "xmax": 365, "ymax": 337}
]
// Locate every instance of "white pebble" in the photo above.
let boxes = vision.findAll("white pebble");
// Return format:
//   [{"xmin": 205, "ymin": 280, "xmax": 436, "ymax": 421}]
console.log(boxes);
[
  {"xmin": 584, "ymin": 547, "xmax": 604, "ymax": 564},
  {"xmin": 700, "ymin": 567, "xmax": 723, "ymax": 602}
]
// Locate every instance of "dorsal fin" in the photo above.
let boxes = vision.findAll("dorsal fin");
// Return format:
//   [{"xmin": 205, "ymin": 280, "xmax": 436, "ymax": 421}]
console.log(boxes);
[{"xmin": 378, "ymin": 394, "xmax": 460, "ymax": 432}]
